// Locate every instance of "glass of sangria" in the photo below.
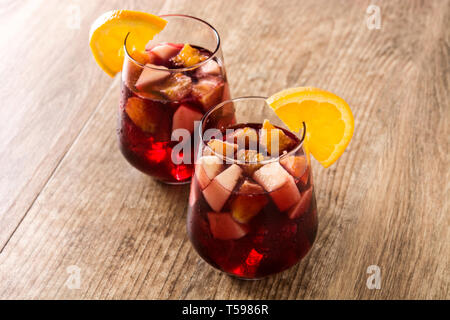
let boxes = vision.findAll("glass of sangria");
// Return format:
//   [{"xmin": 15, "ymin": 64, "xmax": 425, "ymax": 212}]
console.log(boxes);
[
  {"xmin": 119, "ymin": 14, "xmax": 230, "ymax": 184},
  {"xmin": 187, "ymin": 97, "xmax": 318, "ymax": 279}
]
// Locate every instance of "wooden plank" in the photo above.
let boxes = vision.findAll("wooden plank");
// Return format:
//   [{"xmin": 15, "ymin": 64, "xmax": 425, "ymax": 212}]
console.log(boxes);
[
  {"xmin": 0, "ymin": 0, "xmax": 165, "ymax": 249},
  {"xmin": 0, "ymin": 0, "xmax": 448, "ymax": 299}
]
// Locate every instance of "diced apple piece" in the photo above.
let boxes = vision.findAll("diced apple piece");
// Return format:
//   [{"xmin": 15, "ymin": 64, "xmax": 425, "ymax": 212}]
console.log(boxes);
[
  {"xmin": 149, "ymin": 43, "xmax": 182, "ymax": 62},
  {"xmin": 145, "ymin": 40, "xmax": 158, "ymax": 52},
  {"xmin": 259, "ymin": 119, "xmax": 295, "ymax": 156},
  {"xmin": 172, "ymin": 44, "xmax": 208, "ymax": 67},
  {"xmin": 192, "ymin": 77, "xmax": 225, "ymax": 112},
  {"xmin": 144, "ymin": 40, "xmax": 156, "ymax": 52},
  {"xmin": 214, "ymin": 164, "xmax": 242, "ymax": 191},
  {"xmin": 207, "ymin": 212, "xmax": 249, "ymax": 240},
  {"xmin": 280, "ymin": 155, "xmax": 309, "ymax": 185},
  {"xmin": 203, "ymin": 164, "xmax": 242, "ymax": 212},
  {"xmin": 207, "ymin": 139, "xmax": 237, "ymax": 158},
  {"xmin": 288, "ymin": 187, "xmax": 313, "ymax": 219},
  {"xmin": 196, "ymin": 59, "xmax": 221, "ymax": 77},
  {"xmin": 135, "ymin": 64, "xmax": 170, "ymax": 91},
  {"xmin": 155, "ymin": 73, "xmax": 192, "ymax": 101},
  {"xmin": 236, "ymin": 149, "xmax": 265, "ymax": 176},
  {"xmin": 253, "ymin": 162, "xmax": 301, "ymax": 211},
  {"xmin": 231, "ymin": 127, "xmax": 259, "ymax": 149},
  {"xmin": 172, "ymin": 104, "xmax": 203, "ymax": 133},
  {"xmin": 231, "ymin": 181, "xmax": 268, "ymax": 223},
  {"xmin": 195, "ymin": 155, "xmax": 223, "ymax": 190}
]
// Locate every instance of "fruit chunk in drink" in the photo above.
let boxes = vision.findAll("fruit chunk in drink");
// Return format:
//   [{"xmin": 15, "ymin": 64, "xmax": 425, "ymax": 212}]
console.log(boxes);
[
  {"xmin": 119, "ymin": 41, "xmax": 231, "ymax": 183},
  {"xmin": 187, "ymin": 121, "xmax": 318, "ymax": 279}
]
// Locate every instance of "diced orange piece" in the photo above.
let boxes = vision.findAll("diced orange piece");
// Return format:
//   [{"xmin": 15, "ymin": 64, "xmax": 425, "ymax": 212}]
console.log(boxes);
[
  {"xmin": 130, "ymin": 49, "xmax": 151, "ymax": 65},
  {"xmin": 154, "ymin": 73, "xmax": 192, "ymax": 101},
  {"xmin": 124, "ymin": 97, "xmax": 171, "ymax": 141},
  {"xmin": 207, "ymin": 139, "xmax": 238, "ymax": 158},
  {"xmin": 231, "ymin": 181, "xmax": 268, "ymax": 223},
  {"xmin": 236, "ymin": 149, "xmax": 265, "ymax": 176},
  {"xmin": 259, "ymin": 119, "xmax": 295, "ymax": 156},
  {"xmin": 172, "ymin": 44, "xmax": 208, "ymax": 67},
  {"xmin": 125, "ymin": 97, "xmax": 156, "ymax": 133},
  {"xmin": 231, "ymin": 127, "xmax": 259, "ymax": 149}
]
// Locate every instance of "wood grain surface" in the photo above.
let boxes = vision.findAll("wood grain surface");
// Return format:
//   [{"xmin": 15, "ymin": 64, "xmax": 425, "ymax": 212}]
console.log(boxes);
[{"xmin": 0, "ymin": 0, "xmax": 448, "ymax": 299}]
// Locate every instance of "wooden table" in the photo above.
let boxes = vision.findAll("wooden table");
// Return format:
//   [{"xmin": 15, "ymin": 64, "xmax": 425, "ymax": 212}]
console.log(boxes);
[{"xmin": 0, "ymin": 0, "xmax": 448, "ymax": 300}]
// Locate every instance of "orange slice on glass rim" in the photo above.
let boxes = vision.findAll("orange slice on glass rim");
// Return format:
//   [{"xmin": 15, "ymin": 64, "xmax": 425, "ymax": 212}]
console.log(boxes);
[
  {"xmin": 267, "ymin": 87, "xmax": 354, "ymax": 168},
  {"xmin": 89, "ymin": 10, "xmax": 167, "ymax": 77}
]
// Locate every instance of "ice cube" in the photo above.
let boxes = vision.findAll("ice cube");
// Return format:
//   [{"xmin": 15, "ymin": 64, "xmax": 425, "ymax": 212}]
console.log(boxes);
[
  {"xmin": 155, "ymin": 73, "xmax": 192, "ymax": 101},
  {"xmin": 202, "ymin": 164, "xmax": 242, "ymax": 212},
  {"xmin": 207, "ymin": 212, "xmax": 249, "ymax": 240},
  {"xmin": 253, "ymin": 162, "xmax": 301, "ymax": 211},
  {"xmin": 280, "ymin": 155, "xmax": 309, "ymax": 185},
  {"xmin": 231, "ymin": 127, "xmax": 259, "ymax": 149},
  {"xmin": 207, "ymin": 139, "xmax": 237, "ymax": 159},
  {"xmin": 195, "ymin": 155, "xmax": 223, "ymax": 190},
  {"xmin": 259, "ymin": 119, "xmax": 295, "ymax": 156},
  {"xmin": 231, "ymin": 180, "xmax": 268, "ymax": 223},
  {"xmin": 196, "ymin": 59, "xmax": 221, "ymax": 77},
  {"xmin": 172, "ymin": 44, "xmax": 208, "ymax": 67},
  {"xmin": 135, "ymin": 64, "xmax": 170, "ymax": 91},
  {"xmin": 172, "ymin": 104, "xmax": 203, "ymax": 133},
  {"xmin": 192, "ymin": 77, "xmax": 225, "ymax": 112},
  {"xmin": 288, "ymin": 187, "xmax": 313, "ymax": 219}
]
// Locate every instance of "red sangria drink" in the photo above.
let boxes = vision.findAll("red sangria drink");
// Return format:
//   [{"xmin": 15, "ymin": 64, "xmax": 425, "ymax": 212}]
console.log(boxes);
[
  {"xmin": 119, "ymin": 15, "xmax": 230, "ymax": 184},
  {"xmin": 187, "ymin": 97, "xmax": 318, "ymax": 279}
]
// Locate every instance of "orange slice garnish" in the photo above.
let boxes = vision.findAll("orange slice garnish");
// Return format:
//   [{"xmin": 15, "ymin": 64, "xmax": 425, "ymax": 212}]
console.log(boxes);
[
  {"xmin": 267, "ymin": 87, "xmax": 354, "ymax": 168},
  {"xmin": 89, "ymin": 10, "xmax": 167, "ymax": 77}
]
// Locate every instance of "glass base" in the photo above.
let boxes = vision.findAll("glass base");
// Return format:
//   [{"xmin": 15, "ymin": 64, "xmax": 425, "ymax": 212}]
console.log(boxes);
[{"xmin": 157, "ymin": 178, "xmax": 191, "ymax": 186}]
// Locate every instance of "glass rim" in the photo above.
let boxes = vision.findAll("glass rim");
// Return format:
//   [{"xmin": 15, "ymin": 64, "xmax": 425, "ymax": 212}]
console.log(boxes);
[
  {"xmin": 199, "ymin": 96, "xmax": 306, "ymax": 165},
  {"xmin": 123, "ymin": 14, "xmax": 221, "ymax": 72}
]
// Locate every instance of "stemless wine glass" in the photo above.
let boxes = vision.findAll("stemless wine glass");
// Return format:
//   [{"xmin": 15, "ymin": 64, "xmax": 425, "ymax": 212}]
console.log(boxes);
[
  {"xmin": 187, "ymin": 97, "xmax": 318, "ymax": 279},
  {"xmin": 119, "ymin": 14, "xmax": 230, "ymax": 184}
]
